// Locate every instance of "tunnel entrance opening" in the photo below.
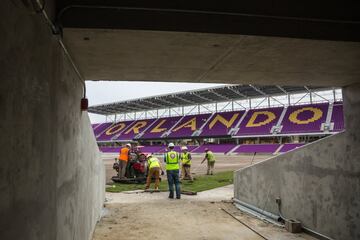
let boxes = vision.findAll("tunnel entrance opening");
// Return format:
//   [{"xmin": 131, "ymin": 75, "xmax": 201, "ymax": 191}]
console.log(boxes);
[
  {"xmin": 87, "ymin": 81, "xmax": 344, "ymax": 240},
  {"xmin": 2, "ymin": 0, "xmax": 359, "ymax": 239}
]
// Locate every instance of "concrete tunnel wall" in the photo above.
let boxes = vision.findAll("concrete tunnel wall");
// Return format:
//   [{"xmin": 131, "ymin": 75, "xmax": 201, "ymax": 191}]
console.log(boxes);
[
  {"xmin": 0, "ymin": 1, "xmax": 105, "ymax": 240},
  {"xmin": 234, "ymin": 83, "xmax": 360, "ymax": 240}
]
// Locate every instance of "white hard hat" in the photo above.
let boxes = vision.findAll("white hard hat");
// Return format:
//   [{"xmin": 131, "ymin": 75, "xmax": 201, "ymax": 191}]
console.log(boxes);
[
  {"xmin": 168, "ymin": 143, "xmax": 175, "ymax": 148},
  {"xmin": 126, "ymin": 143, "xmax": 131, "ymax": 147},
  {"xmin": 181, "ymin": 146, "xmax": 188, "ymax": 150}
]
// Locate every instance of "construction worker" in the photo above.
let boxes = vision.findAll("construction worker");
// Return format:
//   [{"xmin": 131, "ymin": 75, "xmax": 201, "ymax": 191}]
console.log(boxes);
[
  {"xmin": 201, "ymin": 148, "xmax": 216, "ymax": 175},
  {"xmin": 145, "ymin": 154, "xmax": 164, "ymax": 190},
  {"xmin": 118, "ymin": 143, "xmax": 131, "ymax": 179},
  {"xmin": 180, "ymin": 146, "xmax": 193, "ymax": 181},
  {"xmin": 164, "ymin": 143, "xmax": 181, "ymax": 199}
]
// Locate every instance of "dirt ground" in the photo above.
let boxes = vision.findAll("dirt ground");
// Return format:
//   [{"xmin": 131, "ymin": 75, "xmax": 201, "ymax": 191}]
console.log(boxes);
[
  {"xmin": 93, "ymin": 185, "xmax": 316, "ymax": 240},
  {"xmin": 95, "ymin": 154, "xmax": 317, "ymax": 240},
  {"xmin": 102, "ymin": 153, "xmax": 272, "ymax": 183}
]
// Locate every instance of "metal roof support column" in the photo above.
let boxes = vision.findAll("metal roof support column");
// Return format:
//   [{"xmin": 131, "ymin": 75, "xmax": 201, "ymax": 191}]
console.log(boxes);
[
  {"xmin": 182, "ymin": 106, "xmax": 184, "ymax": 116},
  {"xmin": 215, "ymin": 102, "xmax": 218, "ymax": 112},
  {"xmin": 198, "ymin": 105, "xmax": 200, "ymax": 114},
  {"xmin": 157, "ymin": 109, "xmax": 159, "ymax": 118},
  {"xmin": 287, "ymin": 94, "xmax": 291, "ymax": 105},
  {"xmin": 268, "ymin": 97, "xmax": 271, "ymax": 107},
  {"xmin": 232, "ymin": 100, "xmax": 234, "ymax": 111},
  {"xmin": 169, "ymin": 108, "xmax": 171, "ymax": 117},
  {"xmin": 310, "ymin": 90, "xmax": 313, "ymax": 104},
  {"xmin": 249, "ymin": 98, "xmax": 252, "ymax": 109},
  {"xmin": 333, "ymin": 88, "xmax": 336, "ymax": 102}
]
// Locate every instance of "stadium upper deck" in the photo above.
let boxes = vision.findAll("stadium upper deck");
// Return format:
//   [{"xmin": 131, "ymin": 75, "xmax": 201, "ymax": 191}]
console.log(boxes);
[{"xmin": 89, "ymin": 84, "xmax": 332, "ymax": 115}]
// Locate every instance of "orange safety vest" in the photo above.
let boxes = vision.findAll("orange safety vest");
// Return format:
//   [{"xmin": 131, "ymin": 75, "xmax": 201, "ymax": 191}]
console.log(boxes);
[{"xmin": 119, "ymin": 147, "xmax": 129, "ymax": 161}]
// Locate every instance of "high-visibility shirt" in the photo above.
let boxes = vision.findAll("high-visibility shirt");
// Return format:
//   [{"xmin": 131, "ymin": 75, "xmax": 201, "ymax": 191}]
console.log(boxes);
[
  {"xmin": 165, "ymin": 151, "xmax": 180, "ymax": 171},
  {"xmin": 148, "ymin": 157, "xmax": 161, "ymax": 169},
  {"xmin": 206, "ymin": 151, "xmax": 215, "ymax": 162},
  {"xmin": 181, "ymin": 152, "xmax": 191, "ymax": 165},
  {"xmin": 119, "ymin": 147, "xmax": 129, "ymax": 161}
]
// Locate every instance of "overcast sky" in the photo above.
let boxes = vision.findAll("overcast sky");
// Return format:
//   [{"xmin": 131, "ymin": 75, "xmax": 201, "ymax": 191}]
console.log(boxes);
[{"xmin": 87, "ymin": 81, "xmax": 225, "ymax": 123}]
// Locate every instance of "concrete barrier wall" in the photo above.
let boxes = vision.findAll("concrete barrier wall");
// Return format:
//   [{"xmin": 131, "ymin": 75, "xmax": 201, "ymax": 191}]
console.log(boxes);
[
  {"xmin": 0, "ymin": 1, "xmax": 105, "ymax": 239},
  {"xmin": 234, "ymin": 83, "xmax": 360, "ymax": 240}
]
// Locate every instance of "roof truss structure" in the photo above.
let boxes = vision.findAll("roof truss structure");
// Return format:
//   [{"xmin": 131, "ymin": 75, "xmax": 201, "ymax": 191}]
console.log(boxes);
[{"xmin": 88, "ymin": 84, "xmax": 330, "ymax": 115}]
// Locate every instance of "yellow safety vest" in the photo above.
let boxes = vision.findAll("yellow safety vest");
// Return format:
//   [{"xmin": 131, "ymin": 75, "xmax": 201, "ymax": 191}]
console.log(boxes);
[
  {"xmin": 148, "ymin": 157, "xmax": 160, "ymax": 169},
  {"xmin": 206, "ymin": 151, "xmax": 215, "ymax": 162},
  {"xmin": 181, "ymin": 152, "xmax": 191, "ymax": 165},
  {"xmin": 165, "ymin": 151, "xmax": 180, "ymax": 171}
]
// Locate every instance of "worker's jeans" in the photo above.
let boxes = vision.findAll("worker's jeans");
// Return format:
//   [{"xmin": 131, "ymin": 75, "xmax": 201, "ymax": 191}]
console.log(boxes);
[{"xmin": 167, "ymin": 170, "xmax": 181, "ymax": 198}]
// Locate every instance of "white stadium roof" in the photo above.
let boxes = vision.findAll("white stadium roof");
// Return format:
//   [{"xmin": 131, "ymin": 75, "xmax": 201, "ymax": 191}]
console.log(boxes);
[{"xmin": 88, "ymin": 85, "xmax": 331, "ymax": 115}]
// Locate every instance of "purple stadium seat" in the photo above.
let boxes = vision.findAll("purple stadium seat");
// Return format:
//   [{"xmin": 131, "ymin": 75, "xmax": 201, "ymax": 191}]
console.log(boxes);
[
  {"xmin": 234, "ymin": 144, "xmax": 280, "ymax": 154},
  {"xmin": 99, "ymin": 146, "xmax": 121, "ymax": 153},
  {"xmin": 137, "ymin": 145, "xmax": 166, "ymax": 154},
  {"xmin": 200, "ymin": 111, "xmax": 244, "ymax": 137},
  {"xmin": 158, "ymin": 145, "xmax": 198, "ymax": 153},
  {"xmin": 280, "ymin": 103, "xmax": 329, "ymax": 134},
  {"xmin": 167, "ymin": 113, "xmax": 211, "ymax": 138},
  {"xmin": 92, "ymin": 103, "xmax": 344, "ymax": 141},
  {"xmin": 93, "ymin": 122, "xmax": 113, "ymax": 137},
  {"xmin": 279, "ymin": 143, "xmax": 304, "ymax": 153},
  {"xmin": 331, "ymin": 103, "xmax": 344, "ymax": 132},
  {"xmin": 140, "ymin": 116, "xmax": 182, "ymax": 139},
  {"xmin": 191, "ymin": 144, "xmax": 236, "ymax": 154},
  {"xmin": 237, "ymin": 107, "xmax": 284, "ymax": 136},
  {"xmin": 116, "ymin": 119, "xmax": 157, "ymax": 140},
  {"xmin": 97, "ymin": 121, "xmax": 134, "ymax": 141}
]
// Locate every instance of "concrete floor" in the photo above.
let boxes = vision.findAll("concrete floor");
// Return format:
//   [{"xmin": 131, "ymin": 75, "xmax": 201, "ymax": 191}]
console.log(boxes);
[{"xmin": 93, "ymin": 185, "xmax": 316, "ymax": 240}]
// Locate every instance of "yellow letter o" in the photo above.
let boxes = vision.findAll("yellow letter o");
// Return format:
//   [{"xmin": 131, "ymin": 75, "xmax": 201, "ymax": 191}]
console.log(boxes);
[{"xmin": 288, "ymin": 107, "xmax": 323, "ymax": 125}]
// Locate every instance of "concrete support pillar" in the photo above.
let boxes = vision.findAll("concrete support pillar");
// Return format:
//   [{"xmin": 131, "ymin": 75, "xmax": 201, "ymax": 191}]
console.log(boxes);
[{"xmin": 0, "ymin": 1, "xmax": 105, "ymax": 239}]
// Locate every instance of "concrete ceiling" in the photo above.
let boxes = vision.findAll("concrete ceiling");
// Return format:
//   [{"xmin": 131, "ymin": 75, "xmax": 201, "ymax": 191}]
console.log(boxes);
[{"xmin": 63, "ymin": 28, "xmax": 360, "ymax": 87}]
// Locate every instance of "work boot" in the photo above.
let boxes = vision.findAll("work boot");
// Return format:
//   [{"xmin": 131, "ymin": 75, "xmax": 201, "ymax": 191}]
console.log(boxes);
[{"xmin": 176, "ymin": 196, "xmax": 181, "ymax": 199}]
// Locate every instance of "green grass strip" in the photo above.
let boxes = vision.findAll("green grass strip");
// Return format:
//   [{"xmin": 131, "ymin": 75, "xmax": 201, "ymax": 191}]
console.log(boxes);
[{"xmin": 106, "ymin": 171, "xmax": 233, "ymax": 193}]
